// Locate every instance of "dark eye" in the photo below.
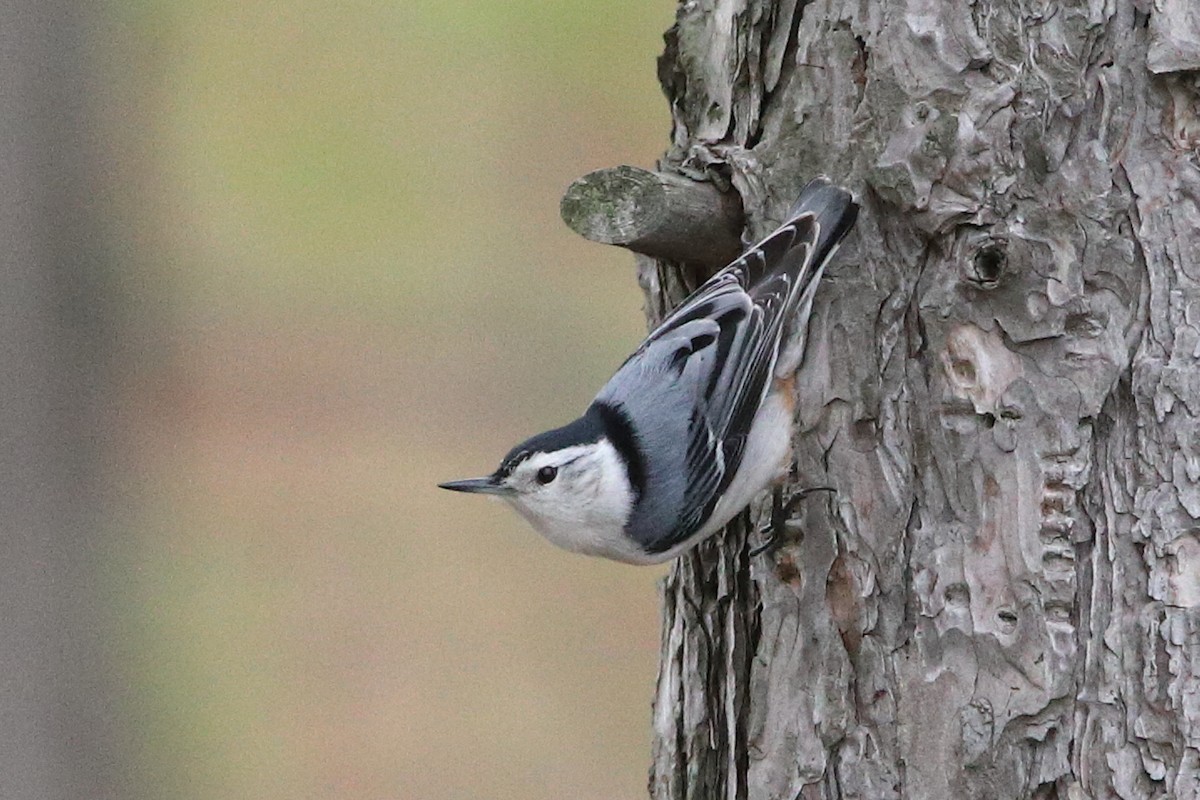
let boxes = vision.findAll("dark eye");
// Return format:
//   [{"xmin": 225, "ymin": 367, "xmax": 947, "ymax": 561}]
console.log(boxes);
[{"xmin": 536, "ymin": 465, "xmax": 558, "ymax": 485}]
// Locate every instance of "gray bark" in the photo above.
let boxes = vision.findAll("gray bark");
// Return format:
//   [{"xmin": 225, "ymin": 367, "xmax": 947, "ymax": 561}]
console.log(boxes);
[{"xmin": 635, "ymin": 1, "xmax": 1200, "ymax": 798}]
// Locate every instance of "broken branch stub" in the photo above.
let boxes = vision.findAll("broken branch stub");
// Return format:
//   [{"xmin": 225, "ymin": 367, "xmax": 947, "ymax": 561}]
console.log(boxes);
[{"xmin": 560, "ymin": 166, "xmax": 744, "ymax": 268}]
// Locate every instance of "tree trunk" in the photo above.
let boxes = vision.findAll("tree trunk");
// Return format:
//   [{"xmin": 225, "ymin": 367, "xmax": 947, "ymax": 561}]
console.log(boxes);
[{"xmin": 636, "ymin": 1, "xmax": 1200, "ymax": 797}]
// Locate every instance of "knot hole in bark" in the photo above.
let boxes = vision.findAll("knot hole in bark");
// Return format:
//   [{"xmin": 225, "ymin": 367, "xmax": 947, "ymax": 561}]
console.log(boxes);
[{"xmin": 969, "ymin": 242, "xmax": 1007, "ymax": 288}]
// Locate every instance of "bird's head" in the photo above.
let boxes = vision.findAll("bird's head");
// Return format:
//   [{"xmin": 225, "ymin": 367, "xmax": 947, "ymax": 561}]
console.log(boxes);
[{"xmin": 438, "ymin": 409, "xmax": 640, "ymax": 559}]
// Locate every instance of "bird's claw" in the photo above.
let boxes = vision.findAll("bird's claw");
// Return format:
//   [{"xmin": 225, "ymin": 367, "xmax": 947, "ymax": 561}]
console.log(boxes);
[{"xmin": 749, "ymin": 485, "xmax": 835, "ymax": 557}]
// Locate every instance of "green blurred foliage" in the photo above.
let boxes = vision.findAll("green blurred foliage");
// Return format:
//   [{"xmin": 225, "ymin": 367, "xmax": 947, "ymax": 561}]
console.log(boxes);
[{"xmin": 98, "ymin": 2, "xmax": 677, "ymax": 798}]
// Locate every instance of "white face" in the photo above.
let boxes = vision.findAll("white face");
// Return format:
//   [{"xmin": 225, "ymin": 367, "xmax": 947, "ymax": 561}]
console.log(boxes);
[{"xmin": 498, "ymin": 439, "xmax": 641, "ymax": 561}]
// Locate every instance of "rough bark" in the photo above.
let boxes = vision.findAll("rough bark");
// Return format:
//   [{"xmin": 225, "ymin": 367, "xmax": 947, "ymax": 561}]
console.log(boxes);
[{"xmin": 633, "ymin": 1, "xmax": 1200, "ymax": 798}]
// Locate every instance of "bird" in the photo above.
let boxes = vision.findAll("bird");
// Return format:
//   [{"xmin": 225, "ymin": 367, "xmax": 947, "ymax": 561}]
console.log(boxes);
[{"xmin": 439, "ymin": 178, "xmax": 859, "ymax": 564}]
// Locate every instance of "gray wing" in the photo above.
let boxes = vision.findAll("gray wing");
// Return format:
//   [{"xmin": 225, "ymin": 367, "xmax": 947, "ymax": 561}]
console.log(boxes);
[{"xmin": 595, "ymin": 216, "xmax": 820, "ymax": 554}]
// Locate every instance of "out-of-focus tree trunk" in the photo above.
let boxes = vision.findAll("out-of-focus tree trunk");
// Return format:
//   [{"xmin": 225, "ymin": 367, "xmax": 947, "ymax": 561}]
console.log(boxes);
[
  {"xmin": 639, "ymin": 1, "xmax": 1200, "ymax": 797},
  {"xmin": 0, "ymin": 3, "xmax": 117, "ymax": 799}
]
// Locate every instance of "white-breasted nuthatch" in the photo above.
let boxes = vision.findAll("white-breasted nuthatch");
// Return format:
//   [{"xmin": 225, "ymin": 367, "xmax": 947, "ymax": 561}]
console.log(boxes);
[{"xmin": 440, "ymin": 178, "xmax": 859, "ymax": 564}]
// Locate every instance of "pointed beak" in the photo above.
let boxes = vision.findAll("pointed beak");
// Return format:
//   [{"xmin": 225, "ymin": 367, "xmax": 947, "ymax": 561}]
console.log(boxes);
[{"xmin": 437, "ymin": 476, "xmax": 512, "ymax": 496}]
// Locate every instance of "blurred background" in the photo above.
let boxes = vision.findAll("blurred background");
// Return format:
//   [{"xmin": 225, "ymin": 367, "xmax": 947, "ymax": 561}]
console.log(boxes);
[{"xmin": 3, "ymin": 2, "xmax": 679, "ymax": 799}]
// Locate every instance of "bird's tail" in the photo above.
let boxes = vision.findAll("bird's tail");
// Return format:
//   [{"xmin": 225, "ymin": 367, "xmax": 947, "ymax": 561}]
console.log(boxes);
[
  {"xmin": 787, "ymin": 177, "xmax": 859, "ymax": 269},
  {"xmin": 776, "ymin": 178, "xmax": 858, "ymax": 376},
  {"xmin": 651, "ymin": 178, "xmax": 857, "ymax": 376},
  {"xmin": 733, "ymin": 178, "xmax": 858, "ymax": 376},
  {"xmin": 727, "ymin": 177, "xmax": 857, "ymax": 292}
]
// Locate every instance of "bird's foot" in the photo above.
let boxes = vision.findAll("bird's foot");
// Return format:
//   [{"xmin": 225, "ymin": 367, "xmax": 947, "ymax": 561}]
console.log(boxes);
[{"xmin": 749, "ymin": 485, "xmax": 835, "ymax": 558}]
